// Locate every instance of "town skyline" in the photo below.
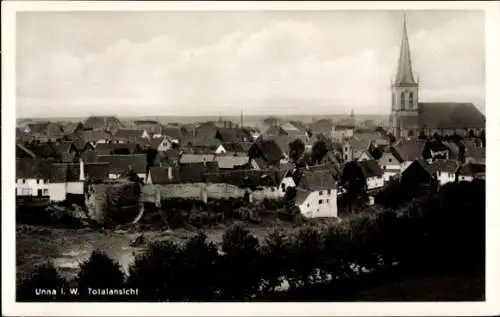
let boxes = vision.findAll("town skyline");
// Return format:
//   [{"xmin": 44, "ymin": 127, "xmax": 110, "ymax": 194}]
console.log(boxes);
[{"xmin": 17, "ymin": 10, "xmax": 484, "ymax": 118}]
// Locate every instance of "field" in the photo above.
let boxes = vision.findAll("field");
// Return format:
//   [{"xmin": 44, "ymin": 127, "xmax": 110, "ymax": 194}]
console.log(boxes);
[{"xmin": 16, "ymin": 223, "xmax": 300, "ymax": 283}]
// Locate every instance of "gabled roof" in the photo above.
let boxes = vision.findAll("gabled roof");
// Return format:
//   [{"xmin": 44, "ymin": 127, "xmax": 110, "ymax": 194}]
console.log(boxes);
[
  {"xmin": 392, "ymin": 139, "xmax": 426, "ymax": 162},
  {"xmin": 16, "ymin": 143, "xmax": 37, "ymax": 158},
  {"xmin": 50, "ymin": 164, "xmax": 68, "ymax": 182},
  {"xmin": 216, "ymin": 128, "xmax": 252, "ymax": 143},
  {"xmin": 296, "ymin": 168, "xmax": 337, "ymax": 191},
  {"xmin": 161, "ymin": 126, "xmax": 184, "ymax": 139},
  {"xmin": 96, "ymin": 154, "xmax": 148, "ymax": 174},
  {"xmin": 149, "ymin": 166, "xmax": 181, "ymax": 184},
  {"xmin": 179, "ymin": 162, "xmax": 218, "ymax": 183},
  {"xmin": 16, "ymin": 158, "xmax": 53, "ymax": 180},
  {"xmin": 288, "ymin": 121, "xmax": 308, "ymax": 133},
  {"xmin": 357, "ymin": 159, "xmax": 383, "ymax": 178},
  {"xmin": 281, "ymin": 122, "xmax": 300, "ymax": 132},
  {"xmin": 265, "ymin": 135, "xmax": 290, "ymax": 155},
  {"xmin": 221, "ymin": 142, "xmax": 253, "ymax": 153},
  {"xmin": 263, "ymin": 125, "xmax": 288, "ymax": 137},
  {"xmin": 23, "ymin": 142, "xmax": 60, "ymax": 159},
  {"xmin": 56, "ymin": 141, "xmax": 74, "ymax": 154},
  {"xmin": 310, "ymin": 119, "xmax": 334, "ymax": 134},
  {"xmin": 253, "ymin": 139, "xmax": 284, "ymax": 166},
  {"xmin": 295, "ymin": 187, "xmax": 313, "ymax": 205}
]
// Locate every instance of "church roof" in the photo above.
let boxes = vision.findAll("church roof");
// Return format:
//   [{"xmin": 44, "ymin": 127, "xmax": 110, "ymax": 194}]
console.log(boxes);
[
  {"xmin": 418, "ymin": 103, "xmax": 485, "ymax": 129},
  {"xmin": 395, "ymin": 14, "xmax": 417, "ymax": 86}
]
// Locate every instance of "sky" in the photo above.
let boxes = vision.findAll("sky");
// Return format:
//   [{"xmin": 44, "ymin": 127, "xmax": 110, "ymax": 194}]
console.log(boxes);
[{"xmin": 16, "ymin": 10, "xmax": 485, "ymax": 118}]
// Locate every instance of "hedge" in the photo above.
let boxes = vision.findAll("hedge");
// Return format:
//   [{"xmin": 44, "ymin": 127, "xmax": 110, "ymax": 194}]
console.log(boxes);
[{"xmin": 17, "ymin": 180, "xmax": 485, "ymax": 302}]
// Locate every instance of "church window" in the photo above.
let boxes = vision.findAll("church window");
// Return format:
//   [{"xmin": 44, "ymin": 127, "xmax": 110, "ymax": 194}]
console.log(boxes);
[
  {"xmin": 408, "ymin": 130, "xmax": 414, "ymax": 137},
  {"xmin": 400, "ymin": 92, "xmax": 406, "ymax": 109},
  {"xmin": 409, "ymin": 92, "xmax": 414, "ymax": 108}
]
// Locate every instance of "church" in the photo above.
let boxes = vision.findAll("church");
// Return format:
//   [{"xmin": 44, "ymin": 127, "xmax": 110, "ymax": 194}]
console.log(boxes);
[{"xmin": 389, "ymin": 16, "xmax": 485, "ymax": 139}]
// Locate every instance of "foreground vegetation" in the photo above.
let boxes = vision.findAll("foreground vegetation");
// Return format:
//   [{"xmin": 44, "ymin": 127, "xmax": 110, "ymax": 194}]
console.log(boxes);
[{"xmin": 17, "ymin": 180, "xmax": 485, "ymax": 302}]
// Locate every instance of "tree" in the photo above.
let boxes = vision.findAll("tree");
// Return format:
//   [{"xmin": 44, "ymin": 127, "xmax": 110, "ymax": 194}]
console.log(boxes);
[
  {"xmin": 340, "ymin": 161, "xmax": 368, "ymax": 213},
  {"xmin": 311, "ymin": 140, "xmax": 328, "ymax": 164},
  {"xmin": 76, "ymin": 250, "xmax": 126, "ymax": 301},
  {"xmin": 289, "ymin": 138, "xmax": 305, "ymax": 163},
  {"xmin": 284, "ymin": 186, "xmax": 297, "ymax": 213}
]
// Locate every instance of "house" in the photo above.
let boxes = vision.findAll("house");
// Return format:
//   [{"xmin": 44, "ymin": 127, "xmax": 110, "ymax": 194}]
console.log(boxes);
[
  {"xmin": 277, "ymin": 166, "xmax": 296, "ymax": 194},
  {"xmin": 357, "ymin": 160, "xmax": 384, "ymax": 191},
  {"xmin": 357, "ymin": 150, "xmax": 374, "ymax": 162},
  {"xmin": 332, "ymin": 124, "xmax": 355, "ymax": 141},
  {"xmin": 204, "ymin": 169, "xmax": 283, "ymax": 195},
  {"xmin": 155, "ymin": 148, "xmax": 181, "ymax": 167},
  {"xmin": 391, "ymin": 139, "xmax": 427, "ymax": 172},
  {"xmin": 183, "ymin": 137, "xmax": 222, "ymax": 154},
  {"xmin": 215, "ymin": 155, "xmax": 250, "ymax": 171},
  {"xmin": 96, "ymin": 154, "xmax": 148, "ymax": 181},
  {"xmin": 160, "ymin": 125, "xmax": 184, "ymax": 141},
  {"xmin": 402, "ymin": 159, "xmax": 459, "ymax": 187},
  {"xmin": 179, "ymin": 161, "xmax": 219, "ymax": 183},
  {"xmin": 378, "ymin": 148, "xmax": 404, "ymax": 181},
  {"xmin": 262, "ymin": 125, "xmax": 288, "ymax": 138},
  {"xmin": 48, "ymin": 164, "xmax": 68, "ymax": 202},
  {"xmin": 294, "ymin": 168, "xmax": 338, "ymax": 218},
  {"xmin": 456, "ymin": 163, "xmax": 485, "ymax": 182},
  {"xmin": 16, "ymin": 158, "xmax": 52, "ymax": 197}
]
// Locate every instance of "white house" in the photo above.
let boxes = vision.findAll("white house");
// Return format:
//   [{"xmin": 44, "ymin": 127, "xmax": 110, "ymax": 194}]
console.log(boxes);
[
  {"xmin": 332, "ymin": 124, "xmax": 354, "ymax": 141},
  {"xmin": 357, "ymin": 159, "xmax": 385, "ymax": 191},
  {"xmin": 405, "ymin": 159, "xmax": 459, "ymax": 186},
  {"xmin": 377, "ymin": 150, "xmax": 403, "ymax": 181},
  {"xmin": 16, "ymin": 158, "xmax": 51, "ymax": 197},
  {"xmin": 294, "ymin": 169, "xmax": 338, "ymax": 218}
]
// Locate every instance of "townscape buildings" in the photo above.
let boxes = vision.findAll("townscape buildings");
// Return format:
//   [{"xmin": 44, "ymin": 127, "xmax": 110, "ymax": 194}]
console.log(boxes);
[{"xmin": 15, "ymin": 17, "xmax": 485, "ymax": 219}]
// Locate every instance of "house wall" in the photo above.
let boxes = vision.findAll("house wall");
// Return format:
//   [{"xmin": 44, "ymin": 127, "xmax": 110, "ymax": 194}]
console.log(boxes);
[
  {"xmin": 367, "ymin": 176, "xmax": 384, "ymax": 190},
  {"xmin": 48, "ymin": 183, "xmax": 66, "ymax": 202},
  {"xmin": 299, "ymin": 189, "xmax": 338, "ymax": 218},
  {"xmin": 437, "ymin": 171, "xmax": 455, "ymax": 185},
  {"xmin": 378, "ymin": 153, "xmax": 402, "ymax": 171},
  {"xmin": 382, "ymin": 170, "xmax": 399, "ymax": 182},
  {"xmin": 279, "ymin": 177, "xmax": 296, "ymax": 194},
  {"xmin": 215, "ymin": 145, "xmax": 226, "ymax": 154},
  {"xmin": 16, "ymin": 178, "xmax": 48, "ymax": 196},
  {"xmin": 141, "ymin": 183, "xmax": 283, "ymax": 202},
  {"xmin": 66, "ymin": 182, "xmax": 84, "ymax": 195}
]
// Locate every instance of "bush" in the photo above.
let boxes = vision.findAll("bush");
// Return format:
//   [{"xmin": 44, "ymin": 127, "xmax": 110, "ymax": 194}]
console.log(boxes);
[
  {"xmin": 76, "ymin": 250, "xmax": 126, "ymax": 301},
  {"xmin": 17, "ymin": 263, "xmax": 69, "ymax": 302},
  {"xmin": 127, "ymin": 241, "xmax": 183, "ymax": 301},
  {"xmin": 288, "ymin": 226, "xmax": 323, "ymax": 288},
  {"xmin": 218, "ymin": 224, "xmax": 262, "ymax": 300},
  {"xmin": 260, "ymin": 230, "xmax": 294, "ymax": 292}
]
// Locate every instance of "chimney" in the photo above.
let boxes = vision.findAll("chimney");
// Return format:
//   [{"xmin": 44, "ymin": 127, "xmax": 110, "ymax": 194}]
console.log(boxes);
[
  {"xmin": 167, "ymin": 166, "xmax": 173, "ymax": 180},
  {"xmin": 79, "ymin": 158, "xmax": 85, "ymax": 181}
]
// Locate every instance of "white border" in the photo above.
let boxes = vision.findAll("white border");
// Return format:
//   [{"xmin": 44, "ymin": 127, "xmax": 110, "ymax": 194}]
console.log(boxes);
[{"xmin": 2, "ymin": 1, "xmax": 500, "ymax": 316}]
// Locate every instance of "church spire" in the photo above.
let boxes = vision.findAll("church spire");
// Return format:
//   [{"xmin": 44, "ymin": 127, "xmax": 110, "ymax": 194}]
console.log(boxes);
[{"xmin": 395, "ymin": 13, "xmax": 416, "ymax": 85}]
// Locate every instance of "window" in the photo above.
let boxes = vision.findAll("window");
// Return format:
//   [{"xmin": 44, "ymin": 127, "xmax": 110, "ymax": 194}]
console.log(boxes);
[
  {"xmin": 319, "ymin": 191, "xmax": 323, "ymax": 196},
  {"xmin": 388, "ymin": 158, "xmax": 392, "ymax": 162},
  {"xmin": 326, "ymin": 199, "xmax": 330, "ymax": 203},
  {"xmin": 318, "ymin": 199, "xmax": 323, "ymax": 204},
  {"xmin": 400, "ymin": 92, "xmax": 405, "ymax": 109},
  {"xmin": 344, "ymin": 154, "xmax": 348, "ymax": 160},
  {"xmin": 36, "ymin": 179, "xmax": 40, "ymax": 184},
  {"xmin": 281, "ymin": 183, "xmax": 286, "ymax": 192},
  {"xmin": 43, "ymin": 189, "xmax": 49, "ymax": 196},
  {"xmin": 22, "ymin": 179, "xmax": 26, "ymax": 184},
  {"xmin": 307, "ymin": 203, "xmax": 310, "ymax": 208},
  {"xmin": 409, "ymin": 92, "xmax": 414, "ymax": 107},
  {"xmin": 327, "ymin": 189, "xmax": 331, "ymax": 195}
]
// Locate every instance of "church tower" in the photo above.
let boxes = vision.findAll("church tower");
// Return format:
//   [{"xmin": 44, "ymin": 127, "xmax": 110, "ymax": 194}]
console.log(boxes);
[{"xmin": 390, "ymin": 14, "xmax": 419, "ymax": 139}]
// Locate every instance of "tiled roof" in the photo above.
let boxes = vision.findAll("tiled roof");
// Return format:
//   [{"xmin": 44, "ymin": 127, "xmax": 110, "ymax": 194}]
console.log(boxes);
[
  {"xmin": 263, "ymin": 125, "xmax": 288, "ymax": 137},
  {"xmin": 50, "ymin": 164, "xmax": 68, "ymax": 182},
  {"xmin": 79, "ymin": 150, "xmax": 97, "ymax": 163},
  {"xmin": 215, "ymin": 128, "xmax": 251, "ymax": 143},
  {"xmin": 96, "ymin": 154, "xmax": 148, "ymax": 175},
  {"xmin": 294, "ymin": 187, "xmax": 312, "ymax": 205},
  {"xmin": 23, "ymin": 142, "xmax": 60, "ymax": 159},
  {"xmin": 392, "ymin": 139, "xmax": 426, "ymax": 162},
  {"xmin": 56, "ymin": 141, "xmax": 74, "ymax": 154},
  {"xmin": 357, "ymin": 159, "xmax": 383, "ymax": 178},
  {"xmin": 16, "ymin": 158, "xmax": 53, "ymax": 180},
  {"xmin": 252, "ymin": 139, "xmax": 284, "ymax": 166},
  {"xmin": 310, "ymin": 119, "xmax": 334, "ymax": 134},
  {"xmin": 85, "ymin": 162, "xmax": 111, "ymax": 181},
  {"xmin": 149, "ymin": 166, "xmax": 180, "ymax": 184},
  {"xmin": 296, "ymin": 168, "xmax": 337, "ymax": 191},
  {"xmin": 288, "ymin": 121, "xmax": 308, "ymax": 133},
  {"xmin": 466, "ymin": 147, "xmax": 485, "ymax": 161},
  {"xmin": 418, "ymin": 103, "xmax": 485, "ymax": 129},
  {"xmin": 61, "ymin": 152, "xmax": 76, "ymax": 163},
  {"xmin": 178, "ymin": 162, "xmax": 218, "ymax": 183},
  {"xmin": 16, "ymin": 143, "xmax": 37, "ymax": 158},
  {"xmin": 215, "ymin": 155, "xmax": 250, "ymax": 169},
  {"xmin": 458, "ymin": 163, "xmax": 485, "ymax": 177},
  {"xmin": 161, "ymin": 126, "xmax": 184, "ymax": 140},
  {"xmin": 179, "ymin": 153, "xmax": 216, "ymax": 164},
  {"xmin": 281, "ymin": 122, "xmax": 300, "ymax": 132}
]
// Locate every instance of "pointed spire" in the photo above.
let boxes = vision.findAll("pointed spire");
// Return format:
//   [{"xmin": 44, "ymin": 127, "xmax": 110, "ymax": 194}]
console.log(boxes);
[{"xmin": 395, "ymin": 12, "xmax": 416, "ymax": 85}]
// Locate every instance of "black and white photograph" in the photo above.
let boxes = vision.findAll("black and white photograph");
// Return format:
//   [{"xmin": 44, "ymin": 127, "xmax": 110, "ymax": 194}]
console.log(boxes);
[{"xmin": 2, "ymin": 1, "xmax": 499, "ymax": 316}]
